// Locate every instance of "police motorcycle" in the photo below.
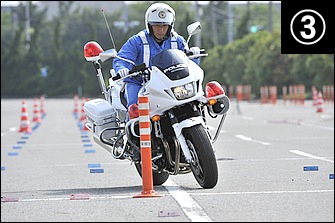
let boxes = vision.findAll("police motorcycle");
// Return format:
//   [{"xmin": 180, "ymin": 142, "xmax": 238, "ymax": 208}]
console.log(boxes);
[{"xmin": 83, "ymin": 21, "xmax": 230, "ymax": 188}]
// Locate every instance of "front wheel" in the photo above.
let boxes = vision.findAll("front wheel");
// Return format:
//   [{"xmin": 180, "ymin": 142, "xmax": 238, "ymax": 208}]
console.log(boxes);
[{"xmin": 183, "ymin": 124, "xmax": 218, "ymax": 188}]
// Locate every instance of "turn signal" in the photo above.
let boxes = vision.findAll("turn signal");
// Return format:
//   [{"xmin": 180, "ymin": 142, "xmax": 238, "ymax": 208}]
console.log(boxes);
[
  {"xmin": 208, "ymin": 98, "xmax": 217, "ymax": 106},
  {"xmin": 152, "ymin": 115, "xmax": 161, "ymax": 122}
]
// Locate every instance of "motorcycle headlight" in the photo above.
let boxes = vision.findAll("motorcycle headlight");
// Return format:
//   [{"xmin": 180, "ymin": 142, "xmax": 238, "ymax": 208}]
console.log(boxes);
[{"xmin": 172, "ymin": 82, "xmax": 195, "ymax": 100}]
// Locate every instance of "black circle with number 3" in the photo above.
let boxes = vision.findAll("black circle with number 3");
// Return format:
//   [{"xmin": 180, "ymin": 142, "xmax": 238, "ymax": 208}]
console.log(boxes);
[{"xmin": 290, "ymin": 9, "xmax": 326, "ymax": 45}]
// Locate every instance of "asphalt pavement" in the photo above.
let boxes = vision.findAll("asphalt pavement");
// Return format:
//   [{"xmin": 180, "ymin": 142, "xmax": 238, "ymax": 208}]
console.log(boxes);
[{"xmin": 1, "ymin": 98, "xmax": 334, "ymax": 222}]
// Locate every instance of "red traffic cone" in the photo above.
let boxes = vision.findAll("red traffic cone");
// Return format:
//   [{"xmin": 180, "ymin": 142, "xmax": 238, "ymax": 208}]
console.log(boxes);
[
  {"xmin": 316, "ymin": 91, "xmax": 324, "ymax": 113},
  {"xmin": 32, "ymin": 98, "xmax": 42, "ymax": 123},
  {"xmin": 19, "ymin": 100, "xmax": 32, "ymax": 133}
]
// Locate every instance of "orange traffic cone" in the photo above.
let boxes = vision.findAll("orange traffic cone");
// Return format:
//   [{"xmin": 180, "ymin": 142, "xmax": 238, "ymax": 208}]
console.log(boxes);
[
  {"xmin": 81, "ymin": 98, "xmax": 90, "ymax": 131},
  {"xmin": 79, "ymin": 98, "xmax": 87, "ymax": 121},
  {"xmin": 316, "ymin": 91, "xmax": 324, "ymax": 113},
  {"xmin": 32, "ymin": 98, "xmax": 42, "ymax": 123},
  {"xmin": 40, "ymin": 95, "xmax": 46, "ymax": 116},
  {"xmin": 312, "ymin": 86, "xmax": 318, "ymax": 106},
  {"xmin": 73, "ymin": 94, "xmax": 79, "ymax": 116},
  {"xmin": 19, "ymin": 100, "xmax": 32, "ymax": 133}
]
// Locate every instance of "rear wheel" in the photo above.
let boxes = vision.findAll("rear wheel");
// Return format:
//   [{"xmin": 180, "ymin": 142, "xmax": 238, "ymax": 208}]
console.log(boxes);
[{"xmin": 183, "ymin": 124, "xmax": 218, "ymax": 188}]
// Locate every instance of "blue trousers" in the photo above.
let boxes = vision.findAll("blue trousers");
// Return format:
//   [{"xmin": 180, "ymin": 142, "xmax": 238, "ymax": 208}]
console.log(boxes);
[{"xmin": 125, "ymin": 81, "xmax": 142, "ymax": 108}]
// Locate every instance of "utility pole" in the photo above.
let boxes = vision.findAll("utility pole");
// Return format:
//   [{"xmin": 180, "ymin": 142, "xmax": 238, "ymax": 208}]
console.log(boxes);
[
  {"xmin": 228, "ymin": 2, "xmax": 233, "ymax": 43},
  {"xmin": 194, "ymin": 1, "xmax": 201, "ymax": 48},
  {"xmin": 25, "ymin": 1, "xmax": 30, "ymax": 50},
  {"xmin": 113, "ymin": 3, "xmax": 140, "ymax": 35},
  {"xmin": 211, "ymin": 5, "xmax": 218, "ymax": 46}
]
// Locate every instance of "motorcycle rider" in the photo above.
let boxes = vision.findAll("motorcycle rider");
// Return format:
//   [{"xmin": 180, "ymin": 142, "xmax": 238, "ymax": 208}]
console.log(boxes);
[{"xmin": 113, "ymin": 2, "xmax": 201, "ymax": 117}]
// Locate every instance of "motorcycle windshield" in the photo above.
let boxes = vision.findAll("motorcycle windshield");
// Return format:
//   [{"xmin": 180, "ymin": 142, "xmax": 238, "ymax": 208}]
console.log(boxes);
[{"xmin": 151, "ymin": 49, "xmax": 190, "ymax": 81}]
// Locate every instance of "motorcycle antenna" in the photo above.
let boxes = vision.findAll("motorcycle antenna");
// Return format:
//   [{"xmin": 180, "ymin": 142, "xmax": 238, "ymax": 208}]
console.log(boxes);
[{"xmin": 102, "ymin": 9, "xmax": 117, "ymax": 51}]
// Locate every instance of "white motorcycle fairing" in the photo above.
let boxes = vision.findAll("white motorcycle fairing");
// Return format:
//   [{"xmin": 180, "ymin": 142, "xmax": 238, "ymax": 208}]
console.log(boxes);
[{"xmin": 141, "ymin": 50, "xmax": 205, "ymax": 116}]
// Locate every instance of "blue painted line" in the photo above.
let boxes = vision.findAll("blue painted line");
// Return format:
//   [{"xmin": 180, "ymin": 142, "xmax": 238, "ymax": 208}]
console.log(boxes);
[
  {"xmin": 73, "ymin": 113, "xmax": 79, "ymax": 119},
  {"xmin": 303, "ymin": 166, "xmax": 318, "ymax": 171},
  {"xmin": 33, "ymin": 123, "xmax": 40, "ymax": 129},
  {"xmin": 21, "ymin": 136, "xmax": 29, "ymax": 140},
  {"xmin": 8, "ymin": 152, "xmax": 19, "ymax": 156},
  {"xmin": 85, "ymin": 149, "xmax": 96, "ymax": 153},
  {"xmin": 82, "ymin": 139, "xmax": 90, "ymax": 142},
  {"xmin": 81, "ymin": 135, "xmax": 89, "ymax": 138},
  {"xmin": 12, "ymin": 146, "xmax": 22, "ymax": 150},
  {"xmin": 90, "ymin": 168, "xmax": 104, "ymax": 173},
  {"xmin": 83, "ymin": 144, "xmax": 93, "ymax": 147},
  {"xmin": 32, "ymin": 126, "xmax": 39, "ymax": 131},
  {"xmin": 1, "ymin": 166, "xmax": 5, "ymax": 171},
  {"xmin": 17, "ymin": 141, "xmax": 26, "ymax": 144},
  {"xmin": 88, "ymin": 163, "xmax": 101, "ymax": 168}
]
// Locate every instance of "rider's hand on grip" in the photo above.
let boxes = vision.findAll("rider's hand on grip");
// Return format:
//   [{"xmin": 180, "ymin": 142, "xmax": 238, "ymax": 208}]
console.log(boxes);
[
  {"xmin": 190, "ymin": 47, "xmax": 201, "ymax": 57},
  {"xmin": 185, "ymin": 48, "xmax": 206, "ymax": 57},
  {"xmin": 110, "ymin": 69, "xmax": 117, "ymax": 77},
  {"xmin": 118, "ymin": 68, "xmax": 129, "ymax": 78}
]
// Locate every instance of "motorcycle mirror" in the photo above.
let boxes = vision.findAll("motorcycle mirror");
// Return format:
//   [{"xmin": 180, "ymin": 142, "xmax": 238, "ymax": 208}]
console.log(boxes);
[
  {"xmin": 186, "ymin": 21, "xmax": 201, "ymax": 44},
  {"xmin": 187, "ymin": 21, "xmax": 201, "ymax": 36},
  {"xmin": 99, "ymin": 49, "xmax": 118, "ymax": 63}
]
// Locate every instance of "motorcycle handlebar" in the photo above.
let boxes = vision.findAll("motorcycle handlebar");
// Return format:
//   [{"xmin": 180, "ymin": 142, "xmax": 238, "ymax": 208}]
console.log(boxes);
[
  {"xmin": 112, "ymin": 48, "xmax": 207, "ymax": 81},
  {"xmin": 112, "ymin": 63, "xmax": 147, "ymax": 81},
  {"xmin": 185, "ymin": 49, "xmax": 207, "ymax": 57}
]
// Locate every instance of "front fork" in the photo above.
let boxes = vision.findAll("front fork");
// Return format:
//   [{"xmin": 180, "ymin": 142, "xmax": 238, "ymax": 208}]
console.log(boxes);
[{"xmin": 167, "ymin": 110, "xmax": 208, "ymax": 163}]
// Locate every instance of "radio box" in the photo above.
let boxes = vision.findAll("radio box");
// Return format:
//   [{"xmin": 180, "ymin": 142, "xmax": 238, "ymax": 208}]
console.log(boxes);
[{"xmin": 84, "ymin": 98, "xmax": 117, "ymax": 139}]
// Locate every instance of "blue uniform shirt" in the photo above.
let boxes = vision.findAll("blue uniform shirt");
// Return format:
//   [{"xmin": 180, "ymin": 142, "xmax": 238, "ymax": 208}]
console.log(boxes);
[{"xmin": 113, "ymin": 29, "xmax": 199, "ymax": 84}]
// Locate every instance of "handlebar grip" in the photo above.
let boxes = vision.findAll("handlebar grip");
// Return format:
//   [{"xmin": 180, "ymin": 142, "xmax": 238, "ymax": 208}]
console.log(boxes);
[
  {"xmin": 130, "ymin": 63, "xmax": 146, "ymax": 73},
  {"xmin": 185, "ymin": 51, "xmax": 192, "ymax": 56},
  {"xmin": 112, "ymin": 74, "xmax": 121, "ymax": 81}
]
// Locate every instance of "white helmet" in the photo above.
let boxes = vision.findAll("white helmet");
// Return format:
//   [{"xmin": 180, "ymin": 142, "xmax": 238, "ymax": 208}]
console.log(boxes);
[{"xmin": 145, "ymin": 3, "xmax": 175, "ymax": 39}]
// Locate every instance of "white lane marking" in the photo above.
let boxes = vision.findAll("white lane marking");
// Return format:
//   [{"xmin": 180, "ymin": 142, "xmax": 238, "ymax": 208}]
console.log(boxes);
[
  {"xmin": 163, "ymin": 179, "xmax": 213, "ymax": 222},
  {"xmin": 235, "ymin": 134, "xmax": 271, "ymax": 145},
  {"xmin": 300, "ymin": 122, "xmax": 334, "ymax": 131},
  {"xmin": 1, "ymin": 127, "xmax": 17, "ymax": 136},
  {"xmin": 290, "ymin": 150, "xmax": 334, "ymax": 163},
  {"xmin": 10, "ymin": 127, "xmax": 17, "ymax": 131},
  {"xmin": 190, "ymin": 189, "xmax": 334, "ymax": 196}
]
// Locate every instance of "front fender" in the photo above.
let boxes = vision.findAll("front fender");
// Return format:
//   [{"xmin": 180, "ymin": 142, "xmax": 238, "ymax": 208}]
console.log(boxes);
[
  {"xmin": 171, "ymin": 116, "xmax": 207, "ymax": 162},
  {"xmin": 172, "ymin": 116, "xmax": 205, "ymax": 137}
]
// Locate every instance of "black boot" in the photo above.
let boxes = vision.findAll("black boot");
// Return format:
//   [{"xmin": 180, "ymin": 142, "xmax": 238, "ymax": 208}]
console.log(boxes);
[{"xmin": 132, "ymin": 148, "xmax": 141, "ymax": 162}]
